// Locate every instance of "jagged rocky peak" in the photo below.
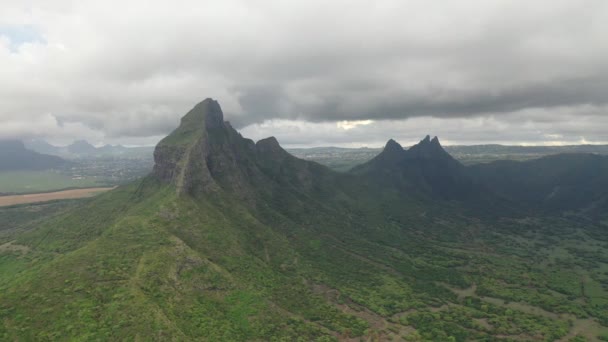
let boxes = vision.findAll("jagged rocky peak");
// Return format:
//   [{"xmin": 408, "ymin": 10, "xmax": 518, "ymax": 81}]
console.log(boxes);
[
  {"xmin": 153, "ymin": 98, "xmax": 232, "ymax": 194},
  {"xmin": 256, "ymin": 137, "xmax": 283, "ymax": 153},
  {"xmin": 182, "ymin": 98, "xmax": 224, "ymax": 129},
  {"xmin": 406, "ymin": 135, "xmax": 450, "ymax": 159},
  {"xmin": 414, "ymin": 135, "xmax": 441, "ymax": 147},
  {"xmin": 152, "ymin": 99, "xmax": 296, "ymax": 196},
  {"xmin": 349, "ymin": 138, "xmax": 406, "ymax": 173},
  {"xmin": 384, "ymin": 139, "xmax": 403, "ymax": 152},
  {"xmin": 374, "ymin": 138, "xmax": 406, "ymax": 162},
  {"xmin": 255, "ymin": 137, "xmax": 294, "ymax": 166}
]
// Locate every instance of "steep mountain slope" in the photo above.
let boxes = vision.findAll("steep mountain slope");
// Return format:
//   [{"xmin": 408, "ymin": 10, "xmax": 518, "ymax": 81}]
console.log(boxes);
[
  {"xmin": 25, "ymin": 139, "xmax": 154, "ymax": 159},
  {"xmin": 469, "ymin": 153, "xmax": 608, "ymax": 215},
  {"xmin": 352, "ymin": 136, "xmax": 480, "ymax": 200},
  {"xmin": 24, "ymin": 139, "xmax": 62, "ymax": 156},
  {"xmin": 153, "ymin": 99, "xmax": 338, "ymax": 200},
  {"xmin": 67, "ymin": 140, "xmax": 97, "ymax": 155},
  {"xmin": 1, "ymin": 99, "xmax": 607, "ymax": 341},
  {"xmin": 0, "ymin": 140, "xmax": 68, "ymax": 171}
]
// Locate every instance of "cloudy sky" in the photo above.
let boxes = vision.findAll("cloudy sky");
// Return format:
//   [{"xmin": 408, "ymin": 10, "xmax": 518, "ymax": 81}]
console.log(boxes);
[{"xmin": 1, "ymin": 0, "xmax": 607, "ymax": 147}]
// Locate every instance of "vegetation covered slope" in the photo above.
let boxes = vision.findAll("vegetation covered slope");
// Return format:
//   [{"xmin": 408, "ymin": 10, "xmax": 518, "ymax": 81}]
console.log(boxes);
[
  {"xmin": 1, "ymin": 99, "xmax": 607, "ymax": 341},
  {"xmin": 469, "ymin": 154, "xmax": 608, "ymax": 216}
]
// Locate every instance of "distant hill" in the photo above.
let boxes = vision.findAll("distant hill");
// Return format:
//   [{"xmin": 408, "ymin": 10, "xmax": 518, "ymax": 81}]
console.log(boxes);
[
  {"xmin": 351, "ymin": 136, "xmax": 480, "ymax": 200},
  {"xmin": 24, "ymin": 139, "xmax": 154, "ymax": 159},
  {"xmin": 2, "ymin": 99, "xmax": 608, "ymax": 340},
  {"xmin": 288, "ymin": 143, "xmax": 608, "ymax": 170},
  {"xmin": 0, "ymin": 140, "xmax": 68, "ymax": 171},
  {"xmin": 468, "ymin": 153, "xmax": 608, "ymax": 215},
  {"xmin": 67, "ymin": 140, "xmax": 97, "ymax": 154},
  {"xmin": 24, "ymin": 139, "xmax": 62, "ymax": 156}
]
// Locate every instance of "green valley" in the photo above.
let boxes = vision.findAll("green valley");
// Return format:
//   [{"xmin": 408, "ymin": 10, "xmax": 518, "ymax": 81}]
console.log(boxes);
[{"xmin": 1, "ymin": 99, "xmax": 607, "ymax": 341}]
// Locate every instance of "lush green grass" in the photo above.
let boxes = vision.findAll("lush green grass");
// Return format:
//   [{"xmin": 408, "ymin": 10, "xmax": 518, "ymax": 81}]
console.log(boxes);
[
  {"xmin": 1, "ymin": 177, "xmax": 607, "ymax": 340},
  {"xmin": 0, "ymin": 201, "xmax": 79, "ymax": 231},
  {"xmin": 0, "ymin": 171, "xmax": 103, "ymax": 194},
  {"xmin": 6, "ymin": 101, "xmax": 608, "ymax": 340}
]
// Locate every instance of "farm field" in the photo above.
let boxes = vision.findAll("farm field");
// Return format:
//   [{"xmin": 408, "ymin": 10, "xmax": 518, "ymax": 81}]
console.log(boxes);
[
  {"xmin": 0, "ymin": 187, "xmax": 114, "ymax": 207},
  {"xmin": 0, "ymin": 171, "xmax": 103, "ymax": 194}
]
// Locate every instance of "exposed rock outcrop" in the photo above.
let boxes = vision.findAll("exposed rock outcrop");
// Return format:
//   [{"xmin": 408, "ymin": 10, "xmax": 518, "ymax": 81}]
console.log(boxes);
[{"xmin": 153, "ymin": 98, "xmax": 330, "ymax": 196}]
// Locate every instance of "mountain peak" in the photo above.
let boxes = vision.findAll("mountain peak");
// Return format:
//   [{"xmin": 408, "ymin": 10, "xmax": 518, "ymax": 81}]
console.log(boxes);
[
  {"xmin": 68, "ymin": 140, "xmax": 96, "ymax": 154},
  {"xmin": 256, "ymin": 136, "xmax": 282, "ymax": 152},
  {"xmin": 153, "ymin": 99, "xmax": 232, "ymax": 194},
  {"xmin": 153, "ymin": 100, "xmax": 307, "ymax": 196},
  {"xmin": 179, "ymin": 98, "xmax": 224, "ymax": 131},
  {"xmin": 384, "ymin": 139, "xmax": 403, "ymax": 152},
  {"xmin": 407, "ymin": 135, "xmax": 449, "ymax": 160},
  {"xmin": 431, "ymin": 136, "xmax": 441, "ymax": 146},
  {"xmin": 350, "ymin": 139, "xmax": 406, "ymax": 173}
]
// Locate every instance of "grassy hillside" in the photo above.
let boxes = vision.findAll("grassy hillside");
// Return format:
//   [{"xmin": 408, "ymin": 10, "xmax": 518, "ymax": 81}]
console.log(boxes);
[
  {"xmin": 1, "ymin": 100, "xmax": 607, "ymax": 341},
  {"xmin": 0, "ymin": 171, "xmax": 104, "ymax": 194},
  {"xmin": 1, "ymin": 175, "xmax": 607, "ymax": 340}
]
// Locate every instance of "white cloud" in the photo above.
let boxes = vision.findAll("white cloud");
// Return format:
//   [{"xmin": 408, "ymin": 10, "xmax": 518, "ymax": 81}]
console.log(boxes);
[
  {"xmin": 240, "ymin": 104, "xmax": 608, "ymax": 147},
  {"xmin": 336, "ymin": 120, "xmax": 374, "ymax": 130},
  {"xmin": 0, "ymin": 0, "xmax": 607, "ymax": 146}
]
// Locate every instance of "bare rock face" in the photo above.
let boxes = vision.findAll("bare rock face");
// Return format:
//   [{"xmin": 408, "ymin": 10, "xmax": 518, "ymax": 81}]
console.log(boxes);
[
  {"xmin": 153, "ymin": 98, "xmax": 224, "ymax": 194},
  {"xmin": 406, "ymin": 135, "xmax": 454, "ymax": 162},
  {"xmin": 153, "ymin": 98, "xmax": 310, "ymax": 196}
]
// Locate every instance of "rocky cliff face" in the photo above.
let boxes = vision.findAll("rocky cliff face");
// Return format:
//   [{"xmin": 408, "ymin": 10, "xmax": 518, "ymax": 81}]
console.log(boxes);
[
  {"xmin": 355, "ymin": 135, "xmax": 462, "ymax": 169},
  {"xmin": 405, "ymin": 135, "xmax": 459, "ymax": 165},
  {"xmin": 153, "ymin": 99, "xmax": 221, "ymax": 194},
  {"xmin": 350, "ymin": 135, "xmax": 478, "ymax": 199},
  {"xmin": 153, "ymin": 98, "xmax": 329, "ymax": 196}
]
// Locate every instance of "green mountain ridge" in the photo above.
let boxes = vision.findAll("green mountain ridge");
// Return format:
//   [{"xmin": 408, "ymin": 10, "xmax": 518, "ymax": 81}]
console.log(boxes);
[
  {"xmin": 24, "ymin": 139, "xmax": 154, "ymax": 159},
  {"xmin": 469, "ymin": 153, "xmax": 608, "ymax": 215},
  {"xmin": 1, "ymin": 99, "xmax": 607, "ymax": 341},
  {"xmin": 287, "ymin": 143, "xmax": 608, "ymax": 171},
  {"xmin": 0, "ymin": 140, "xmax": 69, "ymax": 171}
]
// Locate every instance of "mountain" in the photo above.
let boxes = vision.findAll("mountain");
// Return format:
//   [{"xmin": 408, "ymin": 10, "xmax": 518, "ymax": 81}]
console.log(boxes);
[
  {"xmin": 23, "ymin": 139, "xmax": 62, "ymax": 156},
  {"xmin": 25, "ymin": 139, "xmax": 154, "ymax": 159},
  {"xmin": 287, "ymin": 143, "xmax": 608, "ymax": 171},
  {"xmin": 1, "ymin": 99, "xmax": 607, "ymax": 341},
  {"xmin": 67, "ymin": 140, "xmax": 97, "ymax": 154},
  {"xmin": 153, "ymin": 99, "xmax": 334, "ymax": 197},
  {"xmin": 352, "ymin": 135, "xmax": 478, "ymax": 200},
  {"xmin": 469, "ymin": 153, "xmax": 608, "ymax": 215},
  {"xmin": 0, "ymin": 140, "xmax": 68, "ymax": 171}
]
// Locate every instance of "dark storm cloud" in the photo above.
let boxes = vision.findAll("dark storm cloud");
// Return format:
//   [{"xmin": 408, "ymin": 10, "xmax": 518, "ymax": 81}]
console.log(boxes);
[
  {"xmin": 230, "ymin": 76, "xmax": 608, "ymax": 127},
  {"xmin": 1, "ymin": 0, "xmax": 607, "ymax": 145}
]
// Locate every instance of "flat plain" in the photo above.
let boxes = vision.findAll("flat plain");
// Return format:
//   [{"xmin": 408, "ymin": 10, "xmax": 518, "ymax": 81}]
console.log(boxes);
[{"xmin": 0, "ymin": 187, "xmax": 114, "ymax": 207}]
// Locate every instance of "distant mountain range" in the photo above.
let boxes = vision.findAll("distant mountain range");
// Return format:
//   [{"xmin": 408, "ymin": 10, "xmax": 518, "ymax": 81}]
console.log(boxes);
[
  {"xmin": 0, "ymin": 140, "xmax": 69, "ymax": 171},
  {"xmin": 288, "ymin": 143, "xmax": 608, "ymax": 171},
  {"xmin": 2, "ymin": 99, "xmax": 608, "ymax": 340},
  {"xmin": 470, "ymin": 153, "xmax": 608, "ymax": 215},
  {"xmin": 24, "ymin": 139, "xmax": 154, "ymax": 159}
]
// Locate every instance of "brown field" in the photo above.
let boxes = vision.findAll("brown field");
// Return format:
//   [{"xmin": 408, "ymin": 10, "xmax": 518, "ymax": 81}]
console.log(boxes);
[{"xmin": 0, "ymin": 187, "xmax": 115, "ymax": 207}]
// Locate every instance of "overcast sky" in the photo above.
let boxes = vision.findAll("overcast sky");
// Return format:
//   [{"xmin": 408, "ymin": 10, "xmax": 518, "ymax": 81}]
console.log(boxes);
[{"xmin": 1, "ymin": 1, "xmax": 607, "ymax": 147}]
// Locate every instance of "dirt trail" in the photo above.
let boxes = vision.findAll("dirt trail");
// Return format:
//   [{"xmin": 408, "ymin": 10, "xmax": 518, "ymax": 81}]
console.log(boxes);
[{"xmin": 0, "ymin": 187, "xmax": 114, "ymax": 206}]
